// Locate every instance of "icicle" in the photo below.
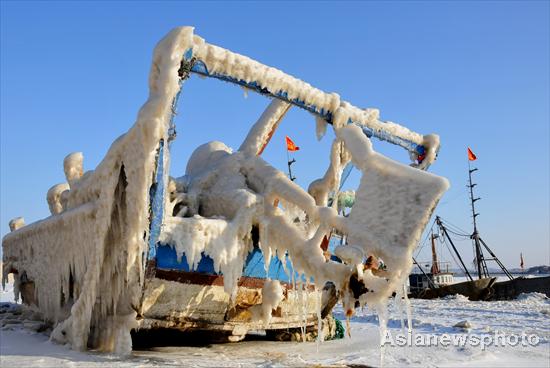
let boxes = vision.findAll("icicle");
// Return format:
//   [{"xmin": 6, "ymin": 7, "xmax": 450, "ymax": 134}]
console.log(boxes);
[
  {"xmin": 403, "ymin": 283, "xmax": 413, "ymax": 335},
  {"xmin": 13, "ymin": 274, "xmax": 20, "ymax": 303},
  {"xmin": 375, "ymin": 302, "xmax": 389, "ymax": 368},
  {"xmin": 394, "ymin": 286, "xmax": 406, "ymax": 335},
  {"xmin": 346, "ymin": 315, "xmax": 351, "ymax": 339},
  {"xmin": 315, "ymin": 285, "xmax": 323, "ymax": 350},
  {"xmin": 315, "ymin": 116, "xmax": 328, "ymax": 141},
  {"xmin": 300, "ymin": 278, "xmax": 307, "ymax": 342}
]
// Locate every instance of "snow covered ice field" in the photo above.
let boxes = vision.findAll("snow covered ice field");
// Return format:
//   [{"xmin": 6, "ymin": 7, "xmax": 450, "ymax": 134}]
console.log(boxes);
[{"xmin": 2, "ymin": 281, "xmax": 549, "ymax": 367}]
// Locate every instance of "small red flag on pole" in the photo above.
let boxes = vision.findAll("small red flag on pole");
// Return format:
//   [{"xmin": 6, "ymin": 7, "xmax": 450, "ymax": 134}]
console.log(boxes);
[
  {"xmin": 467, "ymin": 147, "xmax": 477, "ymax": 161},
  {"xmin": 286, "ymin": 136, "xmax": 300, "ymax": 151},
  {"xmin": 520, "ymin": 253, "xmax": 524, "ymax": 270}
]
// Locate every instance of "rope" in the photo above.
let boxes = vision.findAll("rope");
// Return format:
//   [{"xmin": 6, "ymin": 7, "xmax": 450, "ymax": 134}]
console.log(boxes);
[
  {"xmin": 439, "ymin": 218, "xmax": 471, "ymax": 237},
  {"xmin": 414, "ymin": 219, "xmax": 436, "ymax": 258},
  {"xmin": 440, "ymin": 235, "xmax": 466, "ymax": 274}
]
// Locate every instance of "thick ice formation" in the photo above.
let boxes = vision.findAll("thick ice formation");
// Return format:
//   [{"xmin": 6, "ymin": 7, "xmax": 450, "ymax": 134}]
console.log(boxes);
[
  {"xmin": 186, "ymin": 28, "xmax": 443, "ymax": 169},
  {"xmin": 2, "ymin": 27, "xmax": 192, "ymax": 354},
  {"xmin": 46, "ymin": 183, "xmax": 70, "ymax": 215},
  {"xmin": 250, "ymin": 279, "xmax": 284, "ymax": 325},
  {"xmin": 2, "ymin": 26, "xmax": 449, "ymax": 354},
  {"xmin": 239, "ymin": 99, "xmax": 291, "ymax": 156},
  {"xmin": 308, "ymin": 139, "xmax": 352, "ymax": 207},
  {"xmin": 161, "ymin": 121, "xmax": 447, "ymax": 324},
  {"xmin": 63, "ymin": 152, "xmax": 83, "ymax": 188},
  {"xmin": 8, "ymin": 218, "xmax": 25, "ymax": 232}
]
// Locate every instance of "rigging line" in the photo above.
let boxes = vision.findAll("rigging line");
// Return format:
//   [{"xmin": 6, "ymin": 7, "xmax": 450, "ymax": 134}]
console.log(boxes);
[
  {"xmin": 440, "ymin": 232, "xmax": 470, "ymax": 275},
  {"xmin": 414, "ymin": 220, "xmax": 436, "ymax": 258},
  {"xmin": 414, "ymin": 237, "xmax": 433, "ymax": 260},
  {"xmin": 444, "ymin": 228, "xmax": 471, "ymax": 238},
  {"xmin": 423, "ymin": 221, "xmax": 436, "ymax": 244},
  {"xmin": 439, "ymin": 218, "xmax": 471, "ymax": 236},
  {"xmin": 445, "ymin": 230, "xmax": 470, "ymax": 238},
  {"xmin": 439, "ymin": 222, "xmax": 470, "ymax": 238},
  {"xmin": 442, "ymin": 238, "xmax": 463, "ymax": 274},
  {"xmin": 438, "ymin": 190, "xmax": 468, "ymax": 207},
  {"xmin": 445, "ymin": 225, "xmax": 469, "ymax": 236},
  {"xmin": 414, "ymin": 240, "xmax": 432, "ymax": 258},
  {"xmin": 450, "ymin": 238, "xmax": 470, "ymax": 242},
  {"xmin": 440, "ymin": 219, "xmax": 470, "ymax": 234}
]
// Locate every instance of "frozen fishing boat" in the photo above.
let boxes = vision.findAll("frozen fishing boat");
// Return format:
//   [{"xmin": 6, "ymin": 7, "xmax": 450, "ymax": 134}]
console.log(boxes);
[
  {"xmin": 408, "ymin": 225, "xmax": 495, "ymax": 301},
  {"xmin": 409, "ymin": 217, "xmax": 497, "ymax": 301},
  {"xmin": 410, "ymin": 154, "xmax": 550, "ymax": 301},
  {"xmin": 2, "ymin": 27, "xmax": 449, "ymax": 353}
]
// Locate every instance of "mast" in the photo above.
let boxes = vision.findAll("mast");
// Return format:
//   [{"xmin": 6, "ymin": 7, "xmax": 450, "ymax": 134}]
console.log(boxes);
[
  {"xmin": 467, "ymin": 158, "xmax": 513, "ymax": 280},
  {"xmin": 468, "ymin": 161, "xmax": 489, "ymax": 279},
  {"xmin": 430, "ymin": 232, "xmax": 440, "ymax": 275}
]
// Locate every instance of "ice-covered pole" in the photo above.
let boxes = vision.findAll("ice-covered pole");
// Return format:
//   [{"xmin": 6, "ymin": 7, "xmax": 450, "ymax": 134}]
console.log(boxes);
[{"xmin": 239, "ymin": 99, "xmax": 291, "ymax": 156}]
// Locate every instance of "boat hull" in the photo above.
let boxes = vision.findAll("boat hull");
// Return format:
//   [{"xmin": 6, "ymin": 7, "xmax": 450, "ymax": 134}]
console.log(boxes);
[
  {"xmin": 139, "ymin": 269, "xmax": 320, "ymax": 341},
  {"xmin": 489, "ymin": 276, "xmax": 550, "ymax": 300},
  {"xmin": 410, "ymin": 277, "xmax": 496, "ymax": 301}
]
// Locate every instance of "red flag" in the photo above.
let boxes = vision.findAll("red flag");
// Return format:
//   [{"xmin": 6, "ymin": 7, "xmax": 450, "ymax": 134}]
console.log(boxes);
[
  {"xmin": 285, "ymin": 136, "xmax": 300, "ymax": 151},
  {"xmin": 467, "ymin": 147, "xmax": 477, "ymax": 161},
  {"xmin": 520, "ymin": 253, "xmax": 524, "ymax": 269}
]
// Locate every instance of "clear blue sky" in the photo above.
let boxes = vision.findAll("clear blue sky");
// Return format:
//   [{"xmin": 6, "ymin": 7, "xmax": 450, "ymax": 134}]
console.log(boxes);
[{"xmin": 1, "ymin": 1, "xmax": 548, "ymax": 269}]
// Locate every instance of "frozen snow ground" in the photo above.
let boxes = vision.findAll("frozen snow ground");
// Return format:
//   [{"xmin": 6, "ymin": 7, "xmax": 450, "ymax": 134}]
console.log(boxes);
[{"xmin": 2, "ymin": 282, "xmax": 549, "ymax": 367}]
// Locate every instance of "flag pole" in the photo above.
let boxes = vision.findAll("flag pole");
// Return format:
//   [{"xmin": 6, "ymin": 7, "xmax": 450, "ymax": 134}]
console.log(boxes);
[
  {"xmin": 285, "ymin": 136, "xmax": 298, "ymax": 181},
  {"xmin": 286, "ymin": 148, "xmax": 296, "ymax": 181}
]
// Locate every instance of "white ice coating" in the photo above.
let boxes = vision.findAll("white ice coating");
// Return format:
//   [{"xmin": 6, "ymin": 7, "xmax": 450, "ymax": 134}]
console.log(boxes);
[
  {"xmin": 2, "ymin": 26, "xmax": 449, "ymax": 354},
  {"xmin": 2, "ymin": 27, "xmax": 193, "ymax": 354},
  {"xmin": 308, "ymin": 139, "xmax": 352, "ymax": 207},
  {"xmin": 9, "ymin": 217, "xmax": 25, "ymax": 232},
  {"xmin": 63, "ymin": 152, "xmax": 83, "ymax": 188},
  {"xmin": 239, "ymin": 99, "xmax": 291, "ymax": 156},
  {"xmin": 334, "ymin": 244, "xmax": 364, "ymax": 265},
  {"xmin": 315, "ymin": 116, "xmax": 328, "ymax": 141},
  {"xmin": 250, "ymin": 279, "xmax": 284, "ymax": 325},
  {"xmin": 335, "ymin": 124, "xmax": 449, "ymax": 314},
  {"xmin": 161, "ymin": 121, "xmax": 448, "ymax": 324},
  {"xmin": 189, "ymin": 32, "xmax": 442, "ymax": 163},
  {"xmin": 47, "ymin": 183, "xmax": 70, "ymax": 215}
]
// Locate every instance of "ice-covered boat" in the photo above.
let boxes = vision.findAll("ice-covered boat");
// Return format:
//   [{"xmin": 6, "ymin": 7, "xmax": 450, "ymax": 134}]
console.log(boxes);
[
  {"xmin": 2, "ymin": 27, "xmax": 449, "ymax": 353},
  {"xmin": 409, "ymin": 228, "xmax": 496, "ymax": 301}
]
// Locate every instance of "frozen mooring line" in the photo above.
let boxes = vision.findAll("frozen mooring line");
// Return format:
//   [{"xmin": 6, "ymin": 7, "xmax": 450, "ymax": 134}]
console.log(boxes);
[{"xmin": 2, "ymin": 27, "xmax": 449, "ymax": 360}]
